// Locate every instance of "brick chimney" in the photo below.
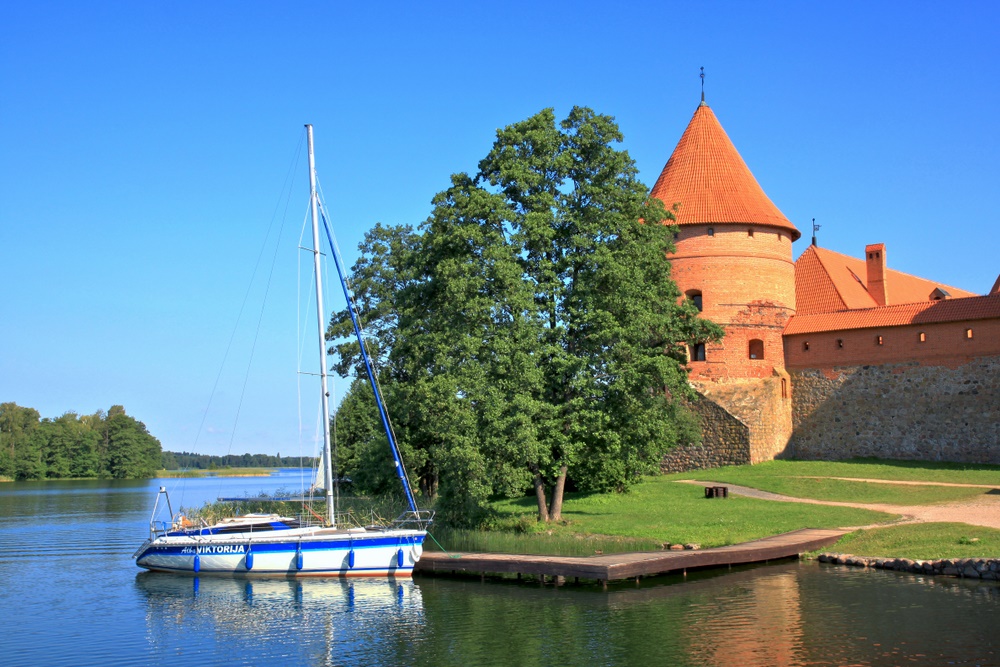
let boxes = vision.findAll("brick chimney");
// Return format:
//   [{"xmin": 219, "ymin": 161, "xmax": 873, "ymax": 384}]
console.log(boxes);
[{"xmin": 865, "ymin": 243, "xmax": 888, "ymax": 306}]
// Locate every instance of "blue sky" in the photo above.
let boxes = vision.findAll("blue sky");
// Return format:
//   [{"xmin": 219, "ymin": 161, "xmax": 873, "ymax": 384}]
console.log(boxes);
[{"xmin": 2, "ymin": 1, "xmax": 997, "ymax": 457}]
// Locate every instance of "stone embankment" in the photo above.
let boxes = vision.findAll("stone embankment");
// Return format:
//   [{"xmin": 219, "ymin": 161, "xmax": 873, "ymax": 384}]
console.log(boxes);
[{"xmin": 818, "ymin": 552, "xmax": 1000, "ymax": 580}]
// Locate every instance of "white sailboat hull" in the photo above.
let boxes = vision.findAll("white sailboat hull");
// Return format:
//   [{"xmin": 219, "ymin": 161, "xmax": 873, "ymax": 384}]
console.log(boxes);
[{"xmin": 135, "ymin": 526, "xmax": 426, "ymax": 576}]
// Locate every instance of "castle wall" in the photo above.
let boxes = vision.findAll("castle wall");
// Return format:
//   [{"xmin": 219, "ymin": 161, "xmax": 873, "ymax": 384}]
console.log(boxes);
[
  {"xmin": 697, "ymin": 376, "xmax": 794, "ymax": 464},
  {"xmin": 784, "ymin": 319, "xmax": 1000, "ymax": 369},
  {"xmin": 788, "ymin": 357, "xmax": 1000, "ymax": 464},
  {"xmin": 672, "ymin": 224, "xmax": 796, "ymax": 381},
  {"xmin": 661, "ymin": 391, "xmax": 751, "ymax": 473}
]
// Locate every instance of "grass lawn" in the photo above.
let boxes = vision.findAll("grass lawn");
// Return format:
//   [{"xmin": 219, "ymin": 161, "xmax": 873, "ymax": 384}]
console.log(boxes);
[
  {"xmin": 669, "ymin": 459, "xmax": 1000, "ymax": 505},
  {"xmin": 671, "ymin": 459, "xmax": 1000, "ymax": 487},
  {"xmin": 827, "ymin": 523, "xmax": 1000, "ymax": 559},
  {"xmin": 479, "ymin": 475, "xmax": 893, "ymax": 552},
  {"xmin": 446, "ymin": 459, "xmax": 1000, "ymax": 560}
]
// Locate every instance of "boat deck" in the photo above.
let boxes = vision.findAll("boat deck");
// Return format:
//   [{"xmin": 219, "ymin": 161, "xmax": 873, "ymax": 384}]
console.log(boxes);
[{"xmin": 415, "ymin": 528, "xmax": 847, "ymax": 583}]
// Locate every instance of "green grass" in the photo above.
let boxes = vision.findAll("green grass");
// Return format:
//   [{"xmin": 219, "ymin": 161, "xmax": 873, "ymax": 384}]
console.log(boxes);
[
  {"xmin": 672, "ymin": 470, "xmax": 988, "ymax": 505},
  {"xmin": 672, "ymin": 459, "xmax": 1000, "ymax": 487},
  {"xmin": 827, "ymin": 523, "xmax": 1000, "ymax": 560},
  {"xmin": 669, "ymin": 459, "xmax": 1000, "ymax": 504},
  {"xmin": 428, "ymin": 528, "xmax": 664, "ymax": 557},
  {"xmin": 442, "ymin": 459, "xmax": 1000, "ymax": 560},
  {"xmin": 482, "ymin": 476, "xmax": 894, "ymax": 550}
]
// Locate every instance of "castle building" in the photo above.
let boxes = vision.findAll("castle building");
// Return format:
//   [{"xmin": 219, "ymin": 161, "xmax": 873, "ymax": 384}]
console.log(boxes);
[{"xmin": 653, "ymin": 100, "xmax": 1000, "ymax": 469}]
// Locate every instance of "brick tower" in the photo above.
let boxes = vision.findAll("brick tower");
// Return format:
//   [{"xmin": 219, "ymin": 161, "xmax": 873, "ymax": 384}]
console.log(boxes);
[{"xmin": 652, "ymin": 100, "xmax": 800, "ymax": 463}]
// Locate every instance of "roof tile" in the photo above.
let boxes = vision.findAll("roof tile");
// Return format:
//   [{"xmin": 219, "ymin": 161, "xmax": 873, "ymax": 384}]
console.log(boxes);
[
  {"xmin": 650, "ymin": 104, "xmax": 800, "ymax": 240},
  {"xmin": 795, "ymin": 245, "xmax": 977, "ymax": 316},
  {"xmin": 785, "ymin": 292, "xmax": 1000, "ymax": 335}
]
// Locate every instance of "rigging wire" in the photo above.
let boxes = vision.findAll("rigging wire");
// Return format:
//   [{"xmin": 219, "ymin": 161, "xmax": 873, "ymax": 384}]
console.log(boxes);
[{"xmin": 182, "ymin": 131, "xmax": 304, "ymax": 508}]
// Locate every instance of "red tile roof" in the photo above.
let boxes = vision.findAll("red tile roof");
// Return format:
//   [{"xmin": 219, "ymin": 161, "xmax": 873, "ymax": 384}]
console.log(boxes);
[
  {"xmin": 650, "ymin": 103, "xmax": 801, "ymax": 240},
  {"xmin": 785, "ymin": 292, "xmax": 1000, "ymax": 335},
  {"xmin": 794, "ymin": 245, "xmax": 977, "ymax": 316}
]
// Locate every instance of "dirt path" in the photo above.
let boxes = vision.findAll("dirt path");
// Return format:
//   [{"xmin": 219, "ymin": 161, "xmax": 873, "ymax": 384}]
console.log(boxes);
[
  {"xmin": 796, "ymin": 476, "xmax": 999, "ymax": 489},
  {"xmin": 681, "ymin": 480, "xmax": 1000, "ymax": 530}
]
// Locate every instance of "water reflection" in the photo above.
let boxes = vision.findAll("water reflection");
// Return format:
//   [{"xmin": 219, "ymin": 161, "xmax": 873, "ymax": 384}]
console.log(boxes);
[{"xmin": 134, "ymin": 575, "xmax": 424, "ymax": 666}]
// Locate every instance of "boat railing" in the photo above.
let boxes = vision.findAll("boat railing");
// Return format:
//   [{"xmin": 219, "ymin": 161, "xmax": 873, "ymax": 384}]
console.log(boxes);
[
  {"xmin": 148, "ymin": 486, "xmax": 174, "ymax": 539},
  {"xmin": 391, "ymin": 509, "xmax": 435, "ymax": 531}
]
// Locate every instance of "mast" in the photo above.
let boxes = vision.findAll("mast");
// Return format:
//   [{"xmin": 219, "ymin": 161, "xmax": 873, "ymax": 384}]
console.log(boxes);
[{"xmin": 306, "ymin": 124, "xmax": 336, "ymax": 527}]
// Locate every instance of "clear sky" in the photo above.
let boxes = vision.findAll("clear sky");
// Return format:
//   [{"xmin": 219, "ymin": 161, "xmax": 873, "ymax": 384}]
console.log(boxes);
[{"xmin": 2, "ymin": 1, "xmax": 997, "ymax": 457}]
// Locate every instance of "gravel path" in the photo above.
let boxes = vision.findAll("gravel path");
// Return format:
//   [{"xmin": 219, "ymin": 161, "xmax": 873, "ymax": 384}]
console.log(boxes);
[{"xmin": 680, "ymin": 480, "xmax": 1000, "ymax": 530}]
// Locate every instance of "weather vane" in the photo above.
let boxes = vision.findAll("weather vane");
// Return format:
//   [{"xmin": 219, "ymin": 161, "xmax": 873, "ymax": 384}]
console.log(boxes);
[
  {"xmin": 811, "ymin": 218, "xmax": 821, "ymax": 247},
  {"xmin": 700, "ymin": 67, "xmax": 705, "ymax": 103}
]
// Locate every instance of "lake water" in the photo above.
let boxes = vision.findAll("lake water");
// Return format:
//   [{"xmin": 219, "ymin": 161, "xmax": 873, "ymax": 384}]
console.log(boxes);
[{"xmin": 1, "ymin": 472, "xmax": 997, "ymax": 666}]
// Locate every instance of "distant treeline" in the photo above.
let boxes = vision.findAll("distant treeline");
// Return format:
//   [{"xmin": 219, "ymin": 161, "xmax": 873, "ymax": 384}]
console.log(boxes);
[
  {"xmin": 0, "ymin": 402, "xmax": 162, "ymax": 480},
  {"xmin": 162, "ymin": 451, "xmax": 317, "ymax": 470}
]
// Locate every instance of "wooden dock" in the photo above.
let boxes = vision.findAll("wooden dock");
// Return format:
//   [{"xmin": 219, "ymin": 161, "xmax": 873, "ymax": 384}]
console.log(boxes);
[{"xmin": 415, "ymin": 528, "xmax": 847, "ymax": 583}]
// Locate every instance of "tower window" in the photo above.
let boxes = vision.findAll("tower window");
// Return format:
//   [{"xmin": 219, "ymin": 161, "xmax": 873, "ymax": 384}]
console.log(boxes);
[
  {"xmin": 707, "ymin": 227, "xmax": 715, "ymax": 237},
  {"xmin": 690, "ymin": 343, "xmax": 706, "ymax": 361},
  {"xmin": 966, "ymin": 328, "xmax": 974, "ymax": 339},
  {"xmin": 685, "ymin": 290, "xmax": 703, "ymax": 312},
  {"xmin": 748, "ymin": 339, "xmax": 764, "ymax": 359},
  {"xmin": 876, "ymin": 335, "xmax": 884, "ymax": 346},
  {"xmin": 803, "ymin": 341, "xmax": 810, "ymax": 351},
  {"xmin": 748, "ymin": 228, "xmax": 754, "ymax": 237},
  {"xmin": 919, "ymin": 332, "xmax": 926, "ymax": 342},
  {"xmin": 837, "ymin": 339, "xmax": 844, "ymax": 348}
]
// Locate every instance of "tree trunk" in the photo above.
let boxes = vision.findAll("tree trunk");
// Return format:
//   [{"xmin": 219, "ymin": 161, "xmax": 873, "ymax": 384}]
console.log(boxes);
[
  {"xmin": 532, "ymin": 467, "xmax": 550, "ymax": 522},
  {"xmin": 548, "ymin": 465, "xmax": 568, "ymax": 521}
]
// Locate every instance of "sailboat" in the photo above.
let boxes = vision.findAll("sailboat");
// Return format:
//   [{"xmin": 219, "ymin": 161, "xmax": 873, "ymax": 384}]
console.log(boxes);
[{"xmin": 134, "ymin": 125, "xmax": 432, "ymax": 576}]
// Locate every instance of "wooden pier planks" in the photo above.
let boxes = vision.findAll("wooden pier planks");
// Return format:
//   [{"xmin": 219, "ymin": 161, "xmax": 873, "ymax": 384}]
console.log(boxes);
[{"xmin": 415, "ymin": 528, "xmax": 847, "ymax": 581}]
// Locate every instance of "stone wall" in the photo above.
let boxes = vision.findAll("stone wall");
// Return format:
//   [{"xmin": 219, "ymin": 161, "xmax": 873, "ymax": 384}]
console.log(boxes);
[
  {"xmin": 789, "ymin": 357, "xmax": 1000, "ymax": 463},
  {"xmin": 818, "ymin": 553, "xmax": 1000, "ymax": 580},
  {"xmin": 698, "ymin": 375, "xmax": 793, "ymax": 463},
  {"xmin": 661, "ymin": 391, "xmax": 751, "ymax": 473}
]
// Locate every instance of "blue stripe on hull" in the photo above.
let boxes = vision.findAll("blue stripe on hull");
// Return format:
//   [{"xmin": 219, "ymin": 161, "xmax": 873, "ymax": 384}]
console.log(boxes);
[
  {"xmin": 140, "ymin": 564, "xmax": 415, "ymax": 577},
  {"xmin": 136, "ymin": 534, "xmax": 424, "ymax": 576}
]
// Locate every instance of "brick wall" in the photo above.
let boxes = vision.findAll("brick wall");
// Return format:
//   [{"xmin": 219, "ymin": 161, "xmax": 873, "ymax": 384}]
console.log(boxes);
[
  {"xmin": 789, "ymin": 357, "xmax": 1000, "ymax": 463},
  {"xmin": 672, "ymin": 223, "xmax": 796, "ymax": 381},
  {"xmin": 784, "ymin": 319, "xmax": 1000, "ymax": 369}
]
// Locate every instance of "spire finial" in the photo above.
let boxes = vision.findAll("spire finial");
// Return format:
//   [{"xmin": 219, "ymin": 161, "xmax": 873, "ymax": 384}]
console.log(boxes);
[
  {"xmin": 811, "ymin": 218, "xmax": 821, "ymax": 247},
  {"xmin": 700, "ymin": 67, "xmax": 705, "ymax": 104}
]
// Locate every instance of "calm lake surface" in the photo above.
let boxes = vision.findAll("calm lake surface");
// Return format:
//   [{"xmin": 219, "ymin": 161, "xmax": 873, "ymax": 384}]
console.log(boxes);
[{"xmin": 1, "ymin": 472, "xmax": 997, "ymax": 666}]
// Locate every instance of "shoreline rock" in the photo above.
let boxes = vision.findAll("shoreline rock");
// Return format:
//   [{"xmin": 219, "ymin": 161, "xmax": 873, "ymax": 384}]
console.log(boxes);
[{"xmin": 816, "ymin": 552, "xmax": 1000, "ymax": 580}]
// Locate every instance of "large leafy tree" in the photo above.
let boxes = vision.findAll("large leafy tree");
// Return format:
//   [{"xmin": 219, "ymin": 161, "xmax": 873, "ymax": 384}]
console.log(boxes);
[{"xmin": 330, "ymin": 107, "xmax": 722, "ymax": 524}]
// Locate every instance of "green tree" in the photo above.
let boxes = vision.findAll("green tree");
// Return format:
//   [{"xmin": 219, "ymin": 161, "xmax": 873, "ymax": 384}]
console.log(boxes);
[
  {"xmin": 104, "ymin": 407, "xmax": 162, "ymax": 478},
  {"xmin": 330, "ymin": 107, "xmax": 722, "ymax": 525},
  {"xmin": 0, "ymin": 402, "xmax": 43, "ymax": 480}
]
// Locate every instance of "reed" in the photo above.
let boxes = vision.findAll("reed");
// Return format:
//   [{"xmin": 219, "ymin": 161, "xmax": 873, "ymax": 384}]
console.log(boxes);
[
  {"xmin": 157, "ymin": 468, "xmax": 275, "ymax": 478},
  {"xmin": 182, "ymin": 490, "xmax": 412, "ymax": 529}
]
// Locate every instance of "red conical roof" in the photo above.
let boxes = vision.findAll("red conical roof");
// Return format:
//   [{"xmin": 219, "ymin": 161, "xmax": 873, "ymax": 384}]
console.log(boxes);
[{"xmin": 650, "ymin": 103, "xmax": 800, "ymax": 240}]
